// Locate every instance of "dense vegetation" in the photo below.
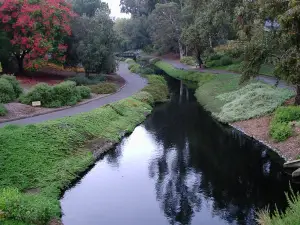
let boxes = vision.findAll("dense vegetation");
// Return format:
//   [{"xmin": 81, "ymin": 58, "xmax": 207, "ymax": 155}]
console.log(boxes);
[
  {"xmin": 0, "ymin": 75, "xmax": 22, "ymax": 103},
  {"xmin": 19, "ymin": 81, "xmax": 91, "ymax": 108},
  {"xmin": 0, "ymin": 75, "xmax": 168, "ymax": 224}
]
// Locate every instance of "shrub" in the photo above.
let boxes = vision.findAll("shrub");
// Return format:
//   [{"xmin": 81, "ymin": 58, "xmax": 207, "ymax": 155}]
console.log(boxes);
[
  {"xmin": 132, "ymin": 91, "xmax": 154, "ymax": 105},
  {"xmin": 180, "ymin": 56, "xmax": 197, "ymax": 66},
  {"xmin": 52, "ymin": 81, "xmax": 80, "ymax": 106},
  {"xmin": 1, "ymin": 75, "xmax": 22, "ymax": 97},
  {"xmin": 20, "ymin": 81, "xmax": 90, "ymax": 108},
  {"xmin": 208, "ymin": 54, "xmax": 222, "ymax": 61},
  {"xmin": 129, "ymin": 64, "xmax": 142, "ymax": 74},
  {"xmin": 76, "ymin": 86, "xmax": 91, "ymax": 99},
  {"xmin": 269, "ymin": 106, "xmax": 300, "ymax": 141},
  {"xmin": 0, "ymin": 104, "xmax": 7, "ymax": 116},
  {"xmin": 19, "ymin": 83, "xmax": 53, "ymax": 106},
  {"xmin": 125, "ymin": 58, "xmax": 135, "ymax": 64},
  {"xmin": 142, "ymin": 75, "xmax": 168, "ymax": 102},
  {"xmin": 140, "ymin": 67, "xmax": 155, "ymax": 75},
  {"xmin": 68, "ymin": 75, "xmax": 105, "ymax": 86},
  {"xmin": 216, "ymin": 83, "xmax": 295, "ymax": 122},
  {"xmin": 205, "ymin": 60, "xmax": 221, "ymax": 68},
  {"xmin": 0, "ymin": 78, "xmax": 17, "ymax": 103},
  {"xmin": 270, "ymin": 122, "xmax": 292, "ymax": 142},
  {"xmin": 90, "ymin": 82, "xmax": 118, "ymax": 94},
  {"xmin": 220, "ymin": 55, "xmax": 233, "ymax": 66}
]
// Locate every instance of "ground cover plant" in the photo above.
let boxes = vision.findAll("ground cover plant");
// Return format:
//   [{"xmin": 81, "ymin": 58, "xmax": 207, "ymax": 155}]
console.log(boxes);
[
  {"xmin": 0, "ymin": 75, "xmax": 169, "ymax": 225},
  {"xmin": 195, "ymin": 73, "xmax": 242, "ymax": 113},
  {"xmin": 68, "ymin": 74, "xmax": 105, "ymax": 86},
  {"xmin": 216, "ymin": 83, "xmax": 294, "ymax": 123},
  {"xmin": 19, "ymin": 81, "xmax": 91, "ymax": 108},
  {"xmin": 270, "ymin": 106, "xmax": 300, "ymax": 142},
  {"xmin": 89, "ymin": 82, "xmax": 118, "ymax": 94}
]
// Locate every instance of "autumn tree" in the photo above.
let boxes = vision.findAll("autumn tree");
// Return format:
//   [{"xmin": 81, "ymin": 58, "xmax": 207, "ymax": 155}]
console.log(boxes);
[{"xmin": 0, "ymin": 0, "xmax": 75, "ymax": 73}]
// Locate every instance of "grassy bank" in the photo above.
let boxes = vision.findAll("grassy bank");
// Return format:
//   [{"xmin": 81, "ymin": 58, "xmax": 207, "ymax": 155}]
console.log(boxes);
[
  {"xmin": 157, "ymin": 61, "xmax": 294, "ymax": 123},
  {"xmin": 0, "ymin": 75, "xmax": 168, "ymax": 225}
]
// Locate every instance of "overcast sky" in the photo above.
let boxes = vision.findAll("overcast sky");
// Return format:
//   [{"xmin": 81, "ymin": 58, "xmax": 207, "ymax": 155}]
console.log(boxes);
[{"xmin": 103, "ymin": 0, "xmax": 130, "ymax": 18}]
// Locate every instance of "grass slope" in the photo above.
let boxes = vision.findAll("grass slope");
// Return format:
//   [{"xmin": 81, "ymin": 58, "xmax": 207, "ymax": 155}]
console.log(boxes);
[{"xmin": 0, "ymin": 75, "xmax": 168, "ymax": 224}]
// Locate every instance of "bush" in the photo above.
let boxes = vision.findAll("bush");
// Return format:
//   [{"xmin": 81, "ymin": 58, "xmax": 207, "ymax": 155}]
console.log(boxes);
[
  {"xmin": 208, "ymin": 54, "xmax": 222, "ymax": 61},
  {"xmin": 132, "ymin": 91, "xmax": 154, "ymax": 105},
  {"xmin": 0, "ymin": 78, "xmax": 17, "ymax": 103},
  {"xmin": 220, "ymin": 55, "xmax": 233, "ymax": 66},
  {"xmin": 142, "ymin": 75, "xmax": 168, "ymax": 102},
  {"xmin": 52, "ymin": 81, "xmax": 80, "ymax": 106},
  {"xmin": 269, "ymin": 106, "xmax": 300, "ymax": 142},
  {"xmin": 129, "ymin": 64, "xmax": 142, "ymax": 73},
  {"xmin": 1, "ymin": 75, "xmax": 22, "ymax": 97},
  {"xmin": 125, "ymin": 58, "xmax": 135, "ymax": 64},
  {"xmin": 270, "ymin": 122, "xmax": 292, "ymax": 142},
  {"xmin": 180, "ymin": 56, "xmax": 197, "ymax": 66},
  {"xmin": 20, "ymin": 81, "xmax": 90, "ymax": 108},
  {"xmin": 76, "ymin": 86, "xmax": 91, "ymax": 99},
  {"xmin": 68, "ymin": 75, "xmax": 105, "ymax": 86},
  {"xmin": 205, "ymin": 60, "xmax": 221, "ymax": 68},
  {"xmin": 140, "ymin": 67, "xmax": 155, "ymax": 75},
  {"xmin": 0, "ymin": 104, "xmax": 7, "ymax": 116},
  {"xmin": 216, "ymin": 83, "xmax": 295, "ymax": 122},
  {"xmin": 19, "ymin": 83, "xmax": 53, "ymax": 106},
  {"xmin": 90, "ymin": 82, "xmax": 118, "ymax": 94}
]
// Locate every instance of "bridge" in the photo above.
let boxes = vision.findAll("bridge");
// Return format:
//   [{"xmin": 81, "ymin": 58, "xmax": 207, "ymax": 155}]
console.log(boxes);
[{"xmin": 116, "ymin": 52, "xmax": 138, "ymax": 60}]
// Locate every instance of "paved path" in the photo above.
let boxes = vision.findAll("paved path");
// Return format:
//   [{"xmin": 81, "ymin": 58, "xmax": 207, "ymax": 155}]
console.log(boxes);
[
  {"xmin": 0, "ymin": 63, "xmax": 147, "ymax": 127},
  {"xmin": 161, "ymin": 58, "xmax": 294, "ymax": 90}
]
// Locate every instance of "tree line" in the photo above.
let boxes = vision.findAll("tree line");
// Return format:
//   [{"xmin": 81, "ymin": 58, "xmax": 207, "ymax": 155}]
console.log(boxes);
[{"xmin": 115, "ymin": 0, "xmax": 300, "ymax": 104}]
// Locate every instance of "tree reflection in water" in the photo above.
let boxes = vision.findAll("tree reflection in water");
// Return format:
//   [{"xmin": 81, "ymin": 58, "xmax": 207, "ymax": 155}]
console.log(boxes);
[{"xmin": 144, "ymin": 80, "xmax": 299, "ymax": 225}]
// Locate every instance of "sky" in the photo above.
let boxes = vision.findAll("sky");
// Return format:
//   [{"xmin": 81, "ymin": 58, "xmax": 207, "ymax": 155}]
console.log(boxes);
[{"xmin": 103, "ymin": 0, "xmax": 130, "ymax": 18}]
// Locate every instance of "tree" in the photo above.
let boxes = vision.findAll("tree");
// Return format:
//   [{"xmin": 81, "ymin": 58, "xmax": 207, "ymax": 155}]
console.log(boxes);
[
  {"xmin": 149, "ymin": 2, "xmax": 183, "ymax": 57},
  {"xmin": 0, "ymin": 0, "xmax": 74, "ymax": 73},
  {"xmin": 114, "ymin": 17, "xmax": 151, "ymax": 52},
  {"xmin": 76, "ymin": 9, "xmax": 117, "ymax": 75},
  {"xmin": 71, "ymin": 0, "xmax": 109, "ymax": 17}
]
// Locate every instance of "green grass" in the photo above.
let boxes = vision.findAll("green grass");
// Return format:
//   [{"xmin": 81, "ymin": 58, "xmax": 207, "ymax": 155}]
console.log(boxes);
[
  {"xmin": 257, "ymin": 191, "xmax": 300, "ymax": 225},
  {"xmin": 216, "ymin": 83, "xmax": 294, "ymax": 123},
  {"xmin": 270, "ymin": 106, "xmax": 300, "ymax": 142},
  {"xmin": 195, "ymin": 73, "xmax": 242, "ymax": 113},
  {"xmin": 0, "ymin": 76, "xmax": 168, "ymax": 224},
  {"xmin": 155, "ymin": 61, "xmax": 214, "ymax": 84}
]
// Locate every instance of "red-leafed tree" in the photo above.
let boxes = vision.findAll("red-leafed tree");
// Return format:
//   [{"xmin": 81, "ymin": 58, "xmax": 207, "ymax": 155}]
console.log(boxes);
[{"xmin": 0, "ymin": 0, "xmax": 75, "ymax": 73}]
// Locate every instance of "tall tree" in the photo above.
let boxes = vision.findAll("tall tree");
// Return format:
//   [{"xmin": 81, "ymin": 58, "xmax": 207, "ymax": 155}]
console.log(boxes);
[
  {"xmin": 0, "ymin": 0, "xmax": 74, "ymax": 73},
  {"xmin": 71, "ymin": 0, "xmax": 109, "ymax": 17},
  {"xmin": 76, "ymin": 9, "xmax": 117, "ymax": 75},
  {"xmin": 149, "ymin": 2, "xmax": 183, "ymax": 57}
]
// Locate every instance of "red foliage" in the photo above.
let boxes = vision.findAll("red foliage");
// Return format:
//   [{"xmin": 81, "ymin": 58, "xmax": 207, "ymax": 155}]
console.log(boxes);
[
  {"xmin": 16, "ymin": 75, "xmax": 62, "ymax": 86},
  {"xmin": 0, "ymin": 0, "xmax": 75, "ymax": 70}
]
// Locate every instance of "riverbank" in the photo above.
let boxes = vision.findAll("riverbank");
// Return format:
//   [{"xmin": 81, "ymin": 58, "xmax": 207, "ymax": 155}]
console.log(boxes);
[
  {"xmin": 155, "ymin": 61, "xmax": 298, "ymax": 160},
  {"xmin": 0, "ymin": 73, "xmax": 169, "ymax": 224}
]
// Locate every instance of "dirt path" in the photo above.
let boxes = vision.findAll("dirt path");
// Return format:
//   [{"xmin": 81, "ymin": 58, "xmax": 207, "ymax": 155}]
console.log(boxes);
[
  {"xmin": 0, "ymin": 62, "xmax": 147, "ymax": 127},
  {"xmin": 161, "ymin": 58, "xmax": 294, "ymax": 90}
]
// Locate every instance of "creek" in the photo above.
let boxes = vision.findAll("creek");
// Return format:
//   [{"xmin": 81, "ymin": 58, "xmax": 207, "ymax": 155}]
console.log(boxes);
[{"xmin": 61, "ymin": 76, "xmax": 300, "ymax": 225}]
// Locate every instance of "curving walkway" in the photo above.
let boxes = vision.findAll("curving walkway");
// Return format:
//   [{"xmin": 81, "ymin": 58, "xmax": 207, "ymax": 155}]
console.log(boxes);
[
  {"xmin": 161, "ymin": 58, "xmax": 295, "ymax": 90},
  {"xmin": 0, "ymin": 62, "xmax": 147, "ymax": 128}
]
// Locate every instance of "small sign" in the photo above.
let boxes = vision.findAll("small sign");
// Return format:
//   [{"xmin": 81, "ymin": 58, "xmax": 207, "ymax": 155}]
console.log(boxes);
[{"xmin": 32, "ymin": 101, "xmax": 41, "ymax": 107}]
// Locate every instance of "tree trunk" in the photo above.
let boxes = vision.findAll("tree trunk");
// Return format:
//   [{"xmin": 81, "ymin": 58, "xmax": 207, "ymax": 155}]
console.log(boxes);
[
  {"xmin": 295, "ymin": 85, "xmax": 300, "ymax": 105},
  {"xmin": 16, "ymin": 56, "xmax": 24, "ymax": 74},
  {"xmin": 178, "ymin": 41, "xmax": 184, "ymax": 59},
  {"xmin": 196, "ymin": 49, "xmax": 203, "ymax": 68},
  {"xmin": 209, "ymin": 35, "xmax": 213, "ymax": 48}
]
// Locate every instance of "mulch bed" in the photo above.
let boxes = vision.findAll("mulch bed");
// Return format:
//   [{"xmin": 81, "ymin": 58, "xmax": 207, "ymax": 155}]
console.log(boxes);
[{"xmin": 232, "ymin": 116, "xmax": 300, "ymax": 160}]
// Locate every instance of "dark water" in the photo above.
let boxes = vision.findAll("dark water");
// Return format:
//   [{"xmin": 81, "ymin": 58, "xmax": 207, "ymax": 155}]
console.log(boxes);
[{"xmin": 61, "ymin": 77, "xmax": 300, "ymax": 225}]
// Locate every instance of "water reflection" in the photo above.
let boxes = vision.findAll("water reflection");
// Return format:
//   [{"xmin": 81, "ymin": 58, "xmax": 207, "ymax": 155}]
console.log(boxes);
[{"xmin": 61, "ymin": 79, "xmax": 300, "ymax": 225}]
